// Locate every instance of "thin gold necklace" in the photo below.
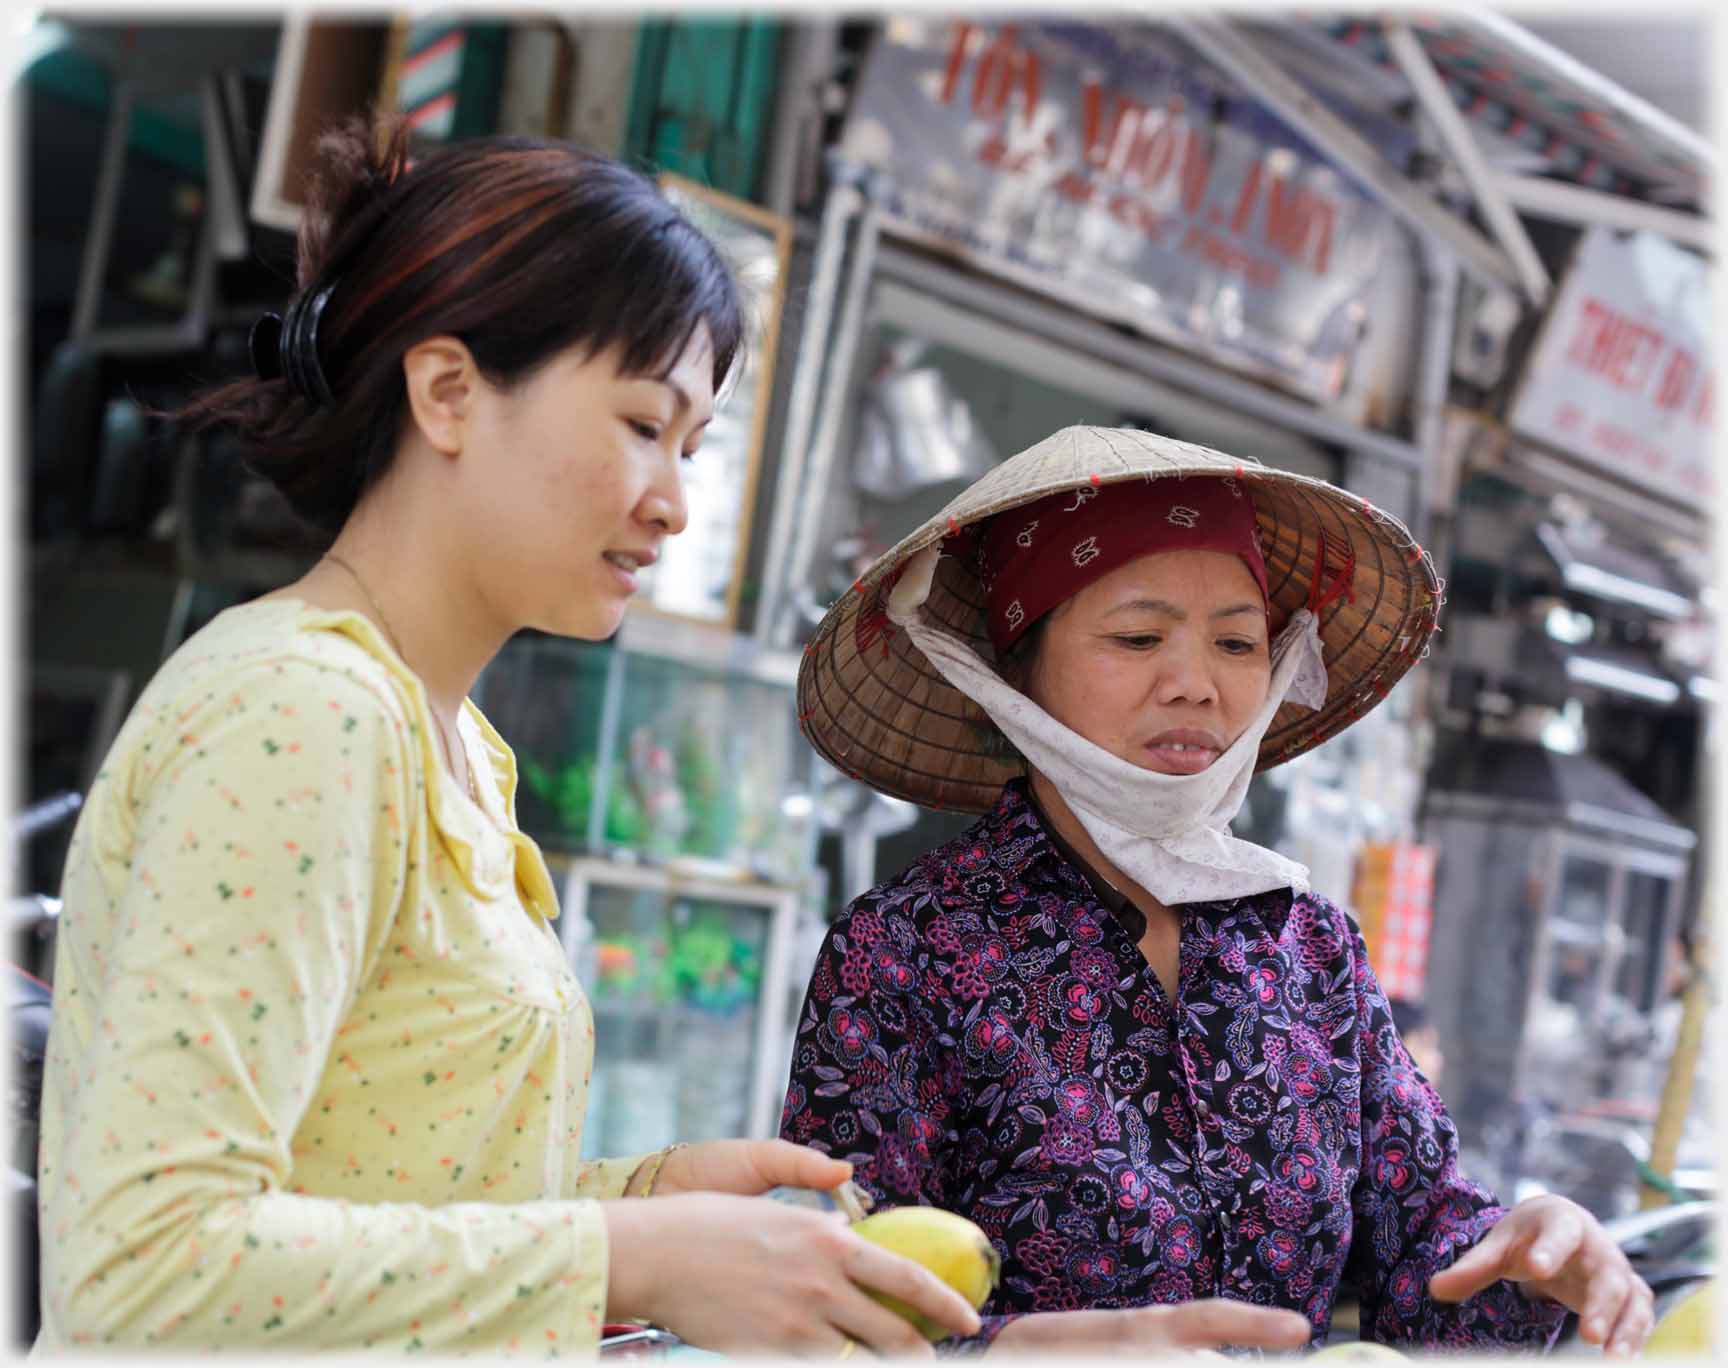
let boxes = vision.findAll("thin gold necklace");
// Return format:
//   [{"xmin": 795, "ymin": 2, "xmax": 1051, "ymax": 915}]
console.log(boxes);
[{"xmin": 322, "ymin": 552, "xmax": 479, "ymax": 802}]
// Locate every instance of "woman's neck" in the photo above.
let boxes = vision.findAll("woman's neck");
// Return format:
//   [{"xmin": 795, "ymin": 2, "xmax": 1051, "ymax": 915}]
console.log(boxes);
[
  {"xmin": 1027, "ymin": 769, "xmax": 1169, "ymax": 919},
  {"xmin": 298, "ymin": 479, "xmax": 513, "ymax": 721}
]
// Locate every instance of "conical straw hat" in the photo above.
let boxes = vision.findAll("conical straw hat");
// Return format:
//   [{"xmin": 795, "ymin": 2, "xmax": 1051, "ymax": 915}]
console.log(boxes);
[{"xmin": 797, "ymin": 425, "xmax": 1442, "ymax": 813}]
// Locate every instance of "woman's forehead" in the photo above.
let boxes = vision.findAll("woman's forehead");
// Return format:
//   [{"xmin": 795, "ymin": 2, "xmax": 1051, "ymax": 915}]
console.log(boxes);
[{"xmin": 1068, "ymin": 549, "xmax": 1265, "ymax": 609}]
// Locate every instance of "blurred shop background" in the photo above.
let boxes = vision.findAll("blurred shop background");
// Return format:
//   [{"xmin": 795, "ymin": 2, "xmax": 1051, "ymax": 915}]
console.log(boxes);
[{"xmin": 11, "ymin": 7, "xmax": 1717, "ymax": 1294}]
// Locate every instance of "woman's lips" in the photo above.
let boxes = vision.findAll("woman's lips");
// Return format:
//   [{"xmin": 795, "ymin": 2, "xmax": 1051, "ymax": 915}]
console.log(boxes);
[
  {"xmin": 1142, "ymin": 730, "xmax": 1224, "ymax": 775},
  {"xmin": 603, "ymin": 550, "xmax": 652, "ymax": 594},
  {"xmin": 1142, "ymin": 742, "xmax": 1220, "ymax": 775},
  {"xmin": 603, "ymin": 557, "xmax": 639, "ymax": 593}
]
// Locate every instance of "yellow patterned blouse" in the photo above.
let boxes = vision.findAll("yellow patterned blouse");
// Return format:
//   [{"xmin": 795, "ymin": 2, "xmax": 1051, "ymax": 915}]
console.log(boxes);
[{"xmin": 37, "ymin": 599, "xmax": 647, "ymax": 1354}]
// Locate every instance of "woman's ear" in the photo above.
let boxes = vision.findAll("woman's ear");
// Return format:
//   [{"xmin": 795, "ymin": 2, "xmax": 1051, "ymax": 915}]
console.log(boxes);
[
  {"xmin": 401, "ymin": 335, "xmax": 481, "ymax": 456},
  {"xmin": 1000, "ymin": 618, "xmax": 1046, "ymax": 697}
]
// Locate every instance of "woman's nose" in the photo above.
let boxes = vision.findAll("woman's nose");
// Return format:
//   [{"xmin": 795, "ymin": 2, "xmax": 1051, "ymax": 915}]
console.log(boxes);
[
  {"xmin": 1152, "ymin": 640, "xmax": 1218, "ymax": 705},
  {"xmin": 640, "ymin": 463, "xmax": 688, "ymax": 537}
]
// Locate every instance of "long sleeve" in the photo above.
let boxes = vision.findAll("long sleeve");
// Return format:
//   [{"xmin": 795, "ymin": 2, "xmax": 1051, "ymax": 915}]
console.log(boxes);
[
  {"xmin": 780, "ymin": 899, "xmax": 1017, "ymax": 1352},
  {"xmin": 780, "ymin": 903, "xmax": 957, "ymax": 1205},
  {"xmin": 1338, "ymin": 912, "xmax": 1567, "ymax": 1351},
  {"xmin": 573, "ymin": 1155, "xmax": 655, "ymax": 1201},
  {"xmin": 40, "ymin": 657, "xmax": 615, "ymax": 1352}
]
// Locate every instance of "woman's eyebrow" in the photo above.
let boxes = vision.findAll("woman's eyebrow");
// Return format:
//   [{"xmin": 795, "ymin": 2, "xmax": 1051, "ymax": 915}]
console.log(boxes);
[
  {"xmin": 1101, "ymin": 600, "xmax": 1262, "ymax": 621},
  {"xmin": 1103, "ymin": 597, "xmax": 1185, "ymax": 620},
  {"xmin": 639, "ymin": 376, "xmax": 714, "ymax": 425},
  {"xmin": 659, "ymin": 378, "xmax": 692, "ymax": 416}
]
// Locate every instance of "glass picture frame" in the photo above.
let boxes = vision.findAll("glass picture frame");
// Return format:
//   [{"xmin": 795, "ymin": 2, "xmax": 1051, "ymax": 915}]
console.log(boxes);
[{"xmin": 637, "ymin": 174, "xmax": 791, "ymax": 628}]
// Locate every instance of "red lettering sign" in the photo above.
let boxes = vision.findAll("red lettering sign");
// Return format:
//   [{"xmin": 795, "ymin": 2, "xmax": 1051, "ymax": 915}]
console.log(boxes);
[
  {"xmin": 1106, "ymin": 193, "xmax": 1167, "ymax": 241},
  {"xmin": 1181, "ymin": 226, "xmax": 1280, "ymax": 290},
  {"xmin": 941, "ymin": 20, "xmax": 1340, "ymax": 287},
  {"xmin": 1564, "ymin": 297, "xmax": 1671, "ymax": 394},
  {"xmin": 1513, "ymin": 228, "xmax": 1708, "ymax": 499},
  {"xmin": 1230, "ymin": 159, "xmax": 1262, "ymax": 236},
  {"xmin": 1262, "ymin": 177, "xmax": 1338, "ymax": 275},
  {"xmin": 1564, "ymin": 298, "xmax": 1607, "ymax": 367},
  {"xmin": 1177, "ymin": 128, "xmax": 1210, "ymax": 215},
  {"xmin": 940, "ymin": 22, "xmax": 1040, "ymax": 130},
  {"xmin": 1655, "ymin": 348, "xmax": 1697, "ymax": 411}
]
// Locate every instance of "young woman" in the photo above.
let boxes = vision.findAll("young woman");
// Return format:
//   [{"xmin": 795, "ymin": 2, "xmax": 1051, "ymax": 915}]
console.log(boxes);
[
  {"xmin": 34, "ymin": 117, "xmax": 981, "ymax": 1356},
  {"xmin": 783, "ymin": 426, "xmax": 1654, "ymax": 1356}
]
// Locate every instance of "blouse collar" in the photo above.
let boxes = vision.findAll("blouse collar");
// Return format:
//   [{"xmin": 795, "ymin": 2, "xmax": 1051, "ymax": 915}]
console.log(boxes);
[
  {"xmin": 256, "ymin": 600, "xmax": 563, "ymax": 924},
  {"xmin": 998, "ymin": 779, "xmax": 1295, "ymax": 944}
]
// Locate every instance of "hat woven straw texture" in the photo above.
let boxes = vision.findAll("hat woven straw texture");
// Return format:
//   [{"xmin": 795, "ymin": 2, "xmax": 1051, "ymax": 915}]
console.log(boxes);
[{"xmin": 797, "ymin": 425, "xmax": 1443, "ymax": 813}]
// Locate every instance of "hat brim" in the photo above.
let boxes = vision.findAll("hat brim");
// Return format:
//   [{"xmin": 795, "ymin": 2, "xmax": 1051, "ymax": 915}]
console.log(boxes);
[{"xmin": 797, "ymin": 426, "xmax": 1442, "ymax": 813}]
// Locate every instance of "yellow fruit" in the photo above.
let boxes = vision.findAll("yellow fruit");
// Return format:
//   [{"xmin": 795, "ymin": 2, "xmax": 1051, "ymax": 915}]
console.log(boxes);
[
  {"xmin": 1308, "ymin": 1343, "xmax": 1407, "ymax": 1363},
  {"xmin": 850, "ymin": 1205, "xmax": 1001, "ymax": 1340},
  {"xmin": 1646, "ymin": 1281, "xmax": 1715, "ymax": 1358}
]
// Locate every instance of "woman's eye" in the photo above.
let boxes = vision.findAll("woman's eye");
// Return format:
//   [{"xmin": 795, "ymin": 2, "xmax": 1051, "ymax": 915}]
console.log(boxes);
[
  {"xmin": 626, "ymin": 419, "xmax": 662, "ymax": 442},
  {"xmin": 1113, "ymin": 635, "xmax": 1160, "ymax": 650},
  {"xmin": 1218, "ymin": 638, "xmax": 1262, "ymax": 655}
]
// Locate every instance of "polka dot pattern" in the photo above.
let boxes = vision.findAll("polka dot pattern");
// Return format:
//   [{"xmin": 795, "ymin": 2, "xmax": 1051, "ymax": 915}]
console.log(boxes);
[{"xmin": 37, "ymin": 601, "xmax": 647, "ymax": 1353}]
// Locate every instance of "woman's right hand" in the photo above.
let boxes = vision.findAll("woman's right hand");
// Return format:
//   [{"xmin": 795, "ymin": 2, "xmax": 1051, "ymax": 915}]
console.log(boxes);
[
  {"xmin": 988, "ymin": 1301, "xmax": 1313, "ymax": 1357},
  {"xmin": 603, "ymin": 1192, "xmax": 983, "ymax": 1356}
]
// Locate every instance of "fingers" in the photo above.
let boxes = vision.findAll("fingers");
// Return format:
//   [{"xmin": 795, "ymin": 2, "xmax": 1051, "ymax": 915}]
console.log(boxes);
[
  {"xmin": 841, "ymin": 1233, "xmax": 983, "ymax": 1343},
  {"xmin": 1431, "ymin": 1199, "xmax": 1586, "ymax": 1303},
  {"xmin": 1603, "ymin": 1277, "xmax": 1655, "ymax": 1358},
  {"xmin": 1574, "ymin": 1255, "xmax": 1632, "ymax": 1347},
  {"xmin": 1428, "ymin": 1221, "xmax": 1520, "ymax": 1303},
  {"xmin": 1567, "ymin": 1227, "xmax": 1651, "ymax": 1357},
  {"xmin": 1514, "ymin": 1205, "xmax": 1587, "ymax": 1287},
  {"xmin": 1154, "ymin": 1301, "xmax": 1313, "ymax": 1352},
  {"xmin": 750, "ymin": 1139, "xmax": 855, "ymax": 1192},
  {"xmin": 983, "ymin": 1308, "xmax": 1108, "ymax": 1356},
  {"xmin": 825, "ymin": 1293, "xmax": 935, "ymax": 1359}
]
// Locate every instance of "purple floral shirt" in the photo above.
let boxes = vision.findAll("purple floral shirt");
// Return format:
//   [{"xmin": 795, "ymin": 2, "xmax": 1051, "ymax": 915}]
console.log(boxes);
[{"xmin": 779, "ymin": 781, "xmax": 1566, "ymax": 1353}]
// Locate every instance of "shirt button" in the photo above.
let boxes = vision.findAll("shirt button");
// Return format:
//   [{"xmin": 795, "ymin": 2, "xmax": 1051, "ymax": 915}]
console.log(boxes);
[{"xmin": 1196, "ymin": 1099, "xmax": 1212, "ymax": 1118}]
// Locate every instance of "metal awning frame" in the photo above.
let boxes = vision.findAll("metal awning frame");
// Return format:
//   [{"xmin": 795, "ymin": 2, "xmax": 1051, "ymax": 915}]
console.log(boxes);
[
  {"xmin": 1380, "ymin": 18, "xmax": 1551, "ymax": 304},
  {"xmin": 1166, "ymin": 13, "xmax": 1538, "ymax": 297},
  {"xmin": 1165, "ymin": 12, "xmax": 1713, "ymax": 314}
]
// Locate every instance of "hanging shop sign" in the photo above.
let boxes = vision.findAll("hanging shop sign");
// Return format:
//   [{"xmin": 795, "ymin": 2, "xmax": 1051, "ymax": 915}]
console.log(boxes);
[
  {"xmin": 839, "ymin": 18, "xmax": 1404, "ymax": 404},
  {"xmin": 1509, "ymin": 226, "xmax": 1714, "ymax": 505}
]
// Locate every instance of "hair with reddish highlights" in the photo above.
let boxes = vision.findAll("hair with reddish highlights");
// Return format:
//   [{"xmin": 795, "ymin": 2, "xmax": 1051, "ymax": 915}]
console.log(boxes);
[{"xmin": 183, "ymin": 115, "xmax": 744, "ymax": 536}]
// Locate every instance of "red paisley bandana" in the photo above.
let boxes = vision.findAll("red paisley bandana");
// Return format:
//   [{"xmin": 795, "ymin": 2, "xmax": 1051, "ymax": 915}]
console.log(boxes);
[{"xmin": 975, "ymin": 475, "xmax": 1268, "ymax": 654}]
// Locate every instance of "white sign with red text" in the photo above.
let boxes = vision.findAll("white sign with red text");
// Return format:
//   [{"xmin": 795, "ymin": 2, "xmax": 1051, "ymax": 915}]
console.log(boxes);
[
  {"xmin": 839, "ymin": 19, "xmax": 1405, "ymax": 404},
  {"xmin": 1510, "ymin": 227, "xmax": 1713, "ymax": 504}
]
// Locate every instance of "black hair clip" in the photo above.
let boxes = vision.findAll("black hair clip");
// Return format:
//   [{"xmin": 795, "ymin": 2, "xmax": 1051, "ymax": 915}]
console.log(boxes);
[
  {"xmin": 250, "ymin": 282, "xmax": 338, "ymax": 408},
  {"xmin": 248, "ymin": 312, "xmax": 284, "ymax": 381}
]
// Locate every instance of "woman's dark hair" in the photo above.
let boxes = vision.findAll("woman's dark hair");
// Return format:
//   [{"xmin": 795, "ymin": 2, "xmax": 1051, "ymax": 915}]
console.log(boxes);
[
  {"xmin": 974, "ymin": 614, "xmax": 1048, "ymax": 765},
  {"xmin": 183, "ymin": 115, "xmax": 745, "ymax": 536}
]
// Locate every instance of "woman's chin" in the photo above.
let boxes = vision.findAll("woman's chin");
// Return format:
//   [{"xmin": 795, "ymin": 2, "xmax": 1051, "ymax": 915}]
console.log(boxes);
[{"xmin": 539, "ymin": 603, "xmax": 624, "ymax": 642}]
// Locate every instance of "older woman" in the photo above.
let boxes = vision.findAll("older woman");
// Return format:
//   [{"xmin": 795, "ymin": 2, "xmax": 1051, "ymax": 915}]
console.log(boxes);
[{"xmin": 782, "ymin": 426, "xmax": 1652, "ymax": 1356}]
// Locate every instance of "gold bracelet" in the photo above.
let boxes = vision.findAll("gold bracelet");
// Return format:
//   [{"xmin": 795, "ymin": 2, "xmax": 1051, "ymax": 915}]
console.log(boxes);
[{"xmin": 636, "ymin": 1142, "xmax": 687, "ymax": 1199}]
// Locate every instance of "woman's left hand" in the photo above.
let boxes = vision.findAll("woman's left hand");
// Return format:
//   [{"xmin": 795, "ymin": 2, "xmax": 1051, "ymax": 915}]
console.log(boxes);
[
  {"xmin": 1429, "ymin": 1193, "xmax": 1654, "ymax": 1356},
  {"xmin": 649, "ymin": 1139, "xmax": 855, "ymax": 1198}
]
